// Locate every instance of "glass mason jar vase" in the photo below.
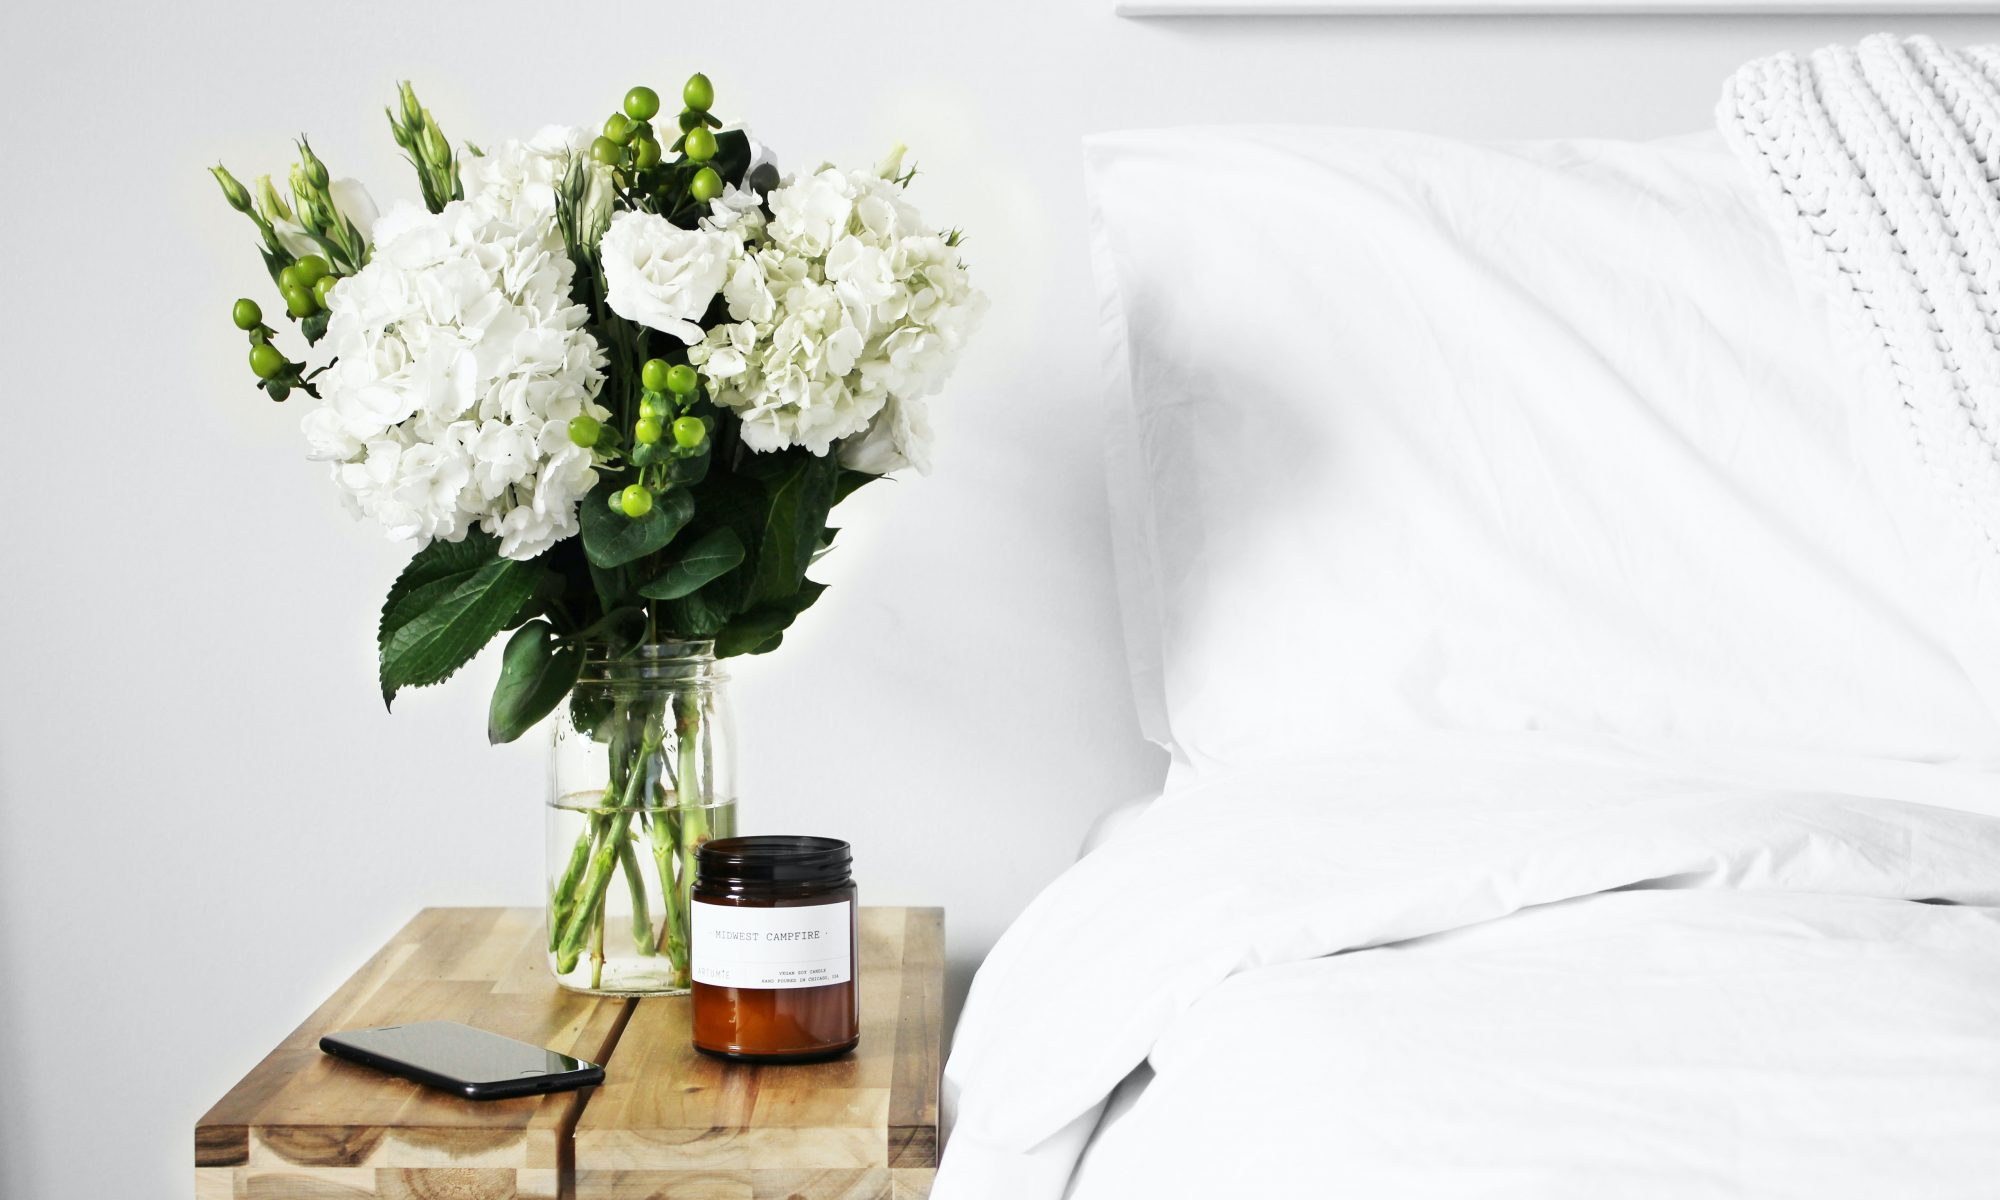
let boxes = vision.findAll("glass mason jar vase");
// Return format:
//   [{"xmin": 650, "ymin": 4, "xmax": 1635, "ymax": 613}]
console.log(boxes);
[{"xmin": 546, "ymin": 641, "xmax": 736, "ymax": 995}]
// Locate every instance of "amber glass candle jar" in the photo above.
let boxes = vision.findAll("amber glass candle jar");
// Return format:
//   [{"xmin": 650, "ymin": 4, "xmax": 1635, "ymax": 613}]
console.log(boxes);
[{"xmin": 690, "ymin": 836, "xmax": 858, "ymax": 1062}]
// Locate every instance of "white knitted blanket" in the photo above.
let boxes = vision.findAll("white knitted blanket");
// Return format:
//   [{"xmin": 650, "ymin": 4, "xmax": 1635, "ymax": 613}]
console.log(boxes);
[{"xmin": 1720, "ymin": 34, "xmax": 2000, "ymax": 556}]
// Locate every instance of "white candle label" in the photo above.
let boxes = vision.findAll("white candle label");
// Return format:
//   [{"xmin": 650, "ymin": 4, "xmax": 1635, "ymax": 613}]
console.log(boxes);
[{"xmin": 691, "ymin": 899, "xmax": 853, "ymax": 989}]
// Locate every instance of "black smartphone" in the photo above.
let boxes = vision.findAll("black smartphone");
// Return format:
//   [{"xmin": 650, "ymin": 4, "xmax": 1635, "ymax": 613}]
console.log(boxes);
[{"xmin": 319, "ymin": 1020, "xmax": 604, "ymax": 1101}]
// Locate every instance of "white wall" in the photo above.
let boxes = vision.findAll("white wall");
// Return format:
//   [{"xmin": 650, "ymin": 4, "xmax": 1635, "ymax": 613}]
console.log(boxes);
[{"xmin": 3, "ymin": 3, "xmax": 1997, "ymax": 1196}]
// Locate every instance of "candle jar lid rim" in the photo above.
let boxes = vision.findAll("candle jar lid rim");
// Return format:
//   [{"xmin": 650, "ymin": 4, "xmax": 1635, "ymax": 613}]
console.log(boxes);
[{"xmin": 697, "ymin": 836, "xmax": 851, "ymax": 888}]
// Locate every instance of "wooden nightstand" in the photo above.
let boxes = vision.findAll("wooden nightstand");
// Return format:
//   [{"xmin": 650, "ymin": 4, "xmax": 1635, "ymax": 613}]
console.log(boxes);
[{"xmin": 195, "ymin": 905, "xmax": 943, "ymax": 1199}]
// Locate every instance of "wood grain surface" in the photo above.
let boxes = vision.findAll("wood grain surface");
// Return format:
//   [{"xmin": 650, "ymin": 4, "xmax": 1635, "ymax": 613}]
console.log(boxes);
[
  {"xmin": 196, "ymin": 906, "xmax": 943, "ymax": 1200},
  {"xmin": 573, "ymin": 907, "xmax": 943, "ymax": 1200}
]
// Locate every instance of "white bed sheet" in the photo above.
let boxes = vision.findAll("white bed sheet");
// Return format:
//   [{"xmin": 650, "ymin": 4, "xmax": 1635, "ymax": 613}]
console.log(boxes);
[{"xmin": 937, "ymin": 735, "xmax": 2000, "ymax": 1199}]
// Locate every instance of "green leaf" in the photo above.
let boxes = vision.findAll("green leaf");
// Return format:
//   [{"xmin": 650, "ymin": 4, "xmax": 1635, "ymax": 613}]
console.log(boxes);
[
  {"xmin": 581, "ymin": 484, "xmax": 694, "ymax": 568},
  {"xmin": 487, "ymin": 620, "xmax": 583, "ymax": 744},
  {"xmin": 658, "ymin": 435, "xmax": 712, "ymax": 488},
  {"xmin": 716, "ymin": 580, "xmax": 827, "ymax": 658},
  {"xmin": 715, "ymin": 611, "xmax": 788, "ymax": 657},
  {"xmin": 745, "ymin": 451, "xmax": 839, "ymax": 606},
  {"xmin": 639, "ymin": 528, "xmax": 744, "ymax": 601},
  {"xmin": 660, "ymin": 585, "xmax": 731, "ymax": 637},
  {"xmin": 712, "ymin": 128, "xmax": 753, "ymax": 189},
  {"xmin": 380, "ymin": 534, "xmax": 507, "ymax": 649},
  {"xmin": 378, "ymin": 535, "xmax": 537, "ymax": 707},
  {"xmin": 834, "ymin": 467, "xmax": 881, "ymax": 506},
  {"xmin": 504, "ymin": 567, "xmax": 565, "ymax": 631}
]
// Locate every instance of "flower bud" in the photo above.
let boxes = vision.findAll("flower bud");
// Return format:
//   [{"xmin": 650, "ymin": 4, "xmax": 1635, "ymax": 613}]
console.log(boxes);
[
  {"xmin": 255, "ymin": 174, "xmax": 295, "ymax": 225},
  {"xmin": 877, "ymin": 142, "xmax": 909, "ymax": 181},
  {"xmin": 570, "ymin": 156, "xmax": 615, "ymax": 247},
  {"xmin": 210, "ymin": 164, "xmax": 254, "ymax": 213},
  {"xmin": 297, "ymin": 138, "xmax": 331, "ymax": 190},
  {"xmin": 420, "ymin": 114, "xmax": 450, "ymax": 166},
  {"xmin": 397, "ymin": 80, "xmax": 424, "ymax": 128}
]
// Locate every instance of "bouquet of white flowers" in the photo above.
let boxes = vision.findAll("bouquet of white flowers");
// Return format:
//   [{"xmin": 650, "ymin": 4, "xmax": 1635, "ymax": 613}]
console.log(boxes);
[{"xmin": 212, "ymin": 77, "xmax": 983, "ymax": 993}]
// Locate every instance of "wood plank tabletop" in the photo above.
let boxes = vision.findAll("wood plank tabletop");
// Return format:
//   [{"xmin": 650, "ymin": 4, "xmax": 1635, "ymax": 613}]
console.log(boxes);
[
  {"xmin": 195, "ymin": 905, "xmax": 943, "ymax": 1200},
  {"xmin": 572, "ymin": 906, "xmax": 943, "ymax": 1200}
]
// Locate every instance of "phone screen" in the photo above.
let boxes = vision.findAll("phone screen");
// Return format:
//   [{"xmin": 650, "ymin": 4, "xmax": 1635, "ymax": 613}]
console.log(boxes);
[{"xmin": 325, "ymin": 1021, "xmax": 593, "ymax": 1084}]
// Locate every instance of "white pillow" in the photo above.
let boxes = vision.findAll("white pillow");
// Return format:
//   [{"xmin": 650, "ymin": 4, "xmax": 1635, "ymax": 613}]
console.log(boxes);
[{"xmin": 1087, "ymin": 126, "xmax": 2000, "ymax": 773}]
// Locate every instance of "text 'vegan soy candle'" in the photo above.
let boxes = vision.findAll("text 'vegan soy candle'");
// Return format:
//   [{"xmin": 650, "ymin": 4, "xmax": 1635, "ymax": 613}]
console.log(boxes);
[{"xmin": 690, "ymin": 836, "xmax": 859, "ymax": 1061}]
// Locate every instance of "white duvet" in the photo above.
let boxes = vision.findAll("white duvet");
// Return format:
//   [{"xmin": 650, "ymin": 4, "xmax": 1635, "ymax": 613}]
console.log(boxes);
[{"xmin": 937, "ymin": 736, "xmax": 2000, "ymax": 1198}]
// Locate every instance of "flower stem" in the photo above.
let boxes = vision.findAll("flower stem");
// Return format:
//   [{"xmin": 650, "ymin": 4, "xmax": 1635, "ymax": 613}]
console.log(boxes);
[
  {"xmin": 618, "ymin": 839, "xmax": 655, "ymax": 954},
  {"xmin": 553, "ymin": 725, "xmax": 660, "ymax": 974},
  {"xmin": 670, "ymin": 691, "xmax": 707, "ymax": 991}
]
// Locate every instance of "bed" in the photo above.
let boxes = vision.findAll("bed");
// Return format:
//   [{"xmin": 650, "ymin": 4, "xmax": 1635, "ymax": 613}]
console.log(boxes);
[{"xmin": 936, "ymin": 36, "xmax": 2000, "ymax": 1200}]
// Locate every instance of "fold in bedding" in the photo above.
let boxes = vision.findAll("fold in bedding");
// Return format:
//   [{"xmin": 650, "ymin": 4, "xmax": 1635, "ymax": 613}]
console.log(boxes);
[{"xmin": 936, "ymin": 735, "xmax": 2000, "ymax": 1199}]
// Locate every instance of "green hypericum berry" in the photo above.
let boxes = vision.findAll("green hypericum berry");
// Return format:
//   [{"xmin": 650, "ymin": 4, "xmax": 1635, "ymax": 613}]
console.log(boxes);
[
  {"xmin": 590, "ymin": 136, "xmax": 621, "ymax": 165},
  {"xmin": 607, "ymin": 491, "xmax": 625, "ymax": 513},
  {"xmin": 634, "ymin": 417, "xmax": 663, "ymax": 445},
  {"xmin": 603, "ymin": 112, "xmax": 635, "ymax": 145},
  {"xmin": 619, "ymin": 484, "xmax": 653, "ymax": 518},
  {"xmin": 632, "ymin": 136, "xmax": 662, "ymax": 169},
  {"xmin": 249, "ymin": 343, "xmax": 286, "ymax": 380},
  {"xmin": 682, "ymin": 126, "xmax": 717, "ymax": 163},
  {"xmin": 689, "ymin": 167, "xmax": 722, "ymax": 204},
  {"xmin": 623, "ymin": 86, "xmax": 661, "ymax": 122},
  {"xmin": 630, "ymin": 442, "xmax": 657, "ymax": 466},
  {"xmin": 683, "ymin": 73, "xmax": 714, "ymax": 112},
  {"xmin": 672, "ymin": 416, "xmax": 706, "ymax": 449},
  {"xmin": 232, "ymin": 298, "xmax": 263, "ymax": 330},
  {"xmin": 567, "ymin": 414, "xmax": 603, "ymax": 448},
  {"xmin": 278, "ymin": 264, "xmax": 303, "ymax": 292},
  {"xmin": 282, "ymin": 284, "xmax": 317, "ymax": 318},
  {"xmin": 640, "ymin": 358, "xmax": 671, "ymax": 392},
  {"xmin": 292, "ymin": 255, "xmax": 331, "ymax": 285},
  {"xmin": 638, "ymin": 397, "xmax": 663, "ymax": 423},
  {"xmin": 313, "ymin": 275, "xmax": 338, "ymax": 307},
  {"xmin": 665, "ymin": 363, "xmax": 699, "ymax": 394}
]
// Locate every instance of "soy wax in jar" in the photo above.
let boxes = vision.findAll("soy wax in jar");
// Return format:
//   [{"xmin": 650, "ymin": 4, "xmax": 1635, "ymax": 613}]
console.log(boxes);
[{"xmin": 690, "ymin": 836, "xmax": 858, "ymax": 1062}]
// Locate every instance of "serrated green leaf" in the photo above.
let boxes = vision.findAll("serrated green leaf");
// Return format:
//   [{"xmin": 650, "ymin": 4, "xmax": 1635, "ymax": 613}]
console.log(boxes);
[
  {"xmin": 380, "ymin": 534, "xmax": 507, "ymax": 649},
  {"xmin": 581, "ymin": 484, "xmax": 694, "ymax": 568},
  {"xmin": 639, "ymin": 528, "xmax": 744, "ymax": 601},
  {"xmin": 378, "ymin": 546, "xmax": 536, "ymax": 708},
  {"xmin": 488, "ymin": 620, "xmax": 584, "ymax": 744}
]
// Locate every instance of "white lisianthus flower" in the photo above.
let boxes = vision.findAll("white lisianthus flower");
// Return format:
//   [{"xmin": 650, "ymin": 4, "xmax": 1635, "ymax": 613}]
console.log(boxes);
[
  {"xmin": 304, "ymin": 198, "xmax": 609, "ymax": 560},
  {"xmin": 599, "ymin": 211, "xmax": 736, "ymax": 345},
  {"xmin": 688, "ymin": 166, "xmax": 985, "ymax": 473}
]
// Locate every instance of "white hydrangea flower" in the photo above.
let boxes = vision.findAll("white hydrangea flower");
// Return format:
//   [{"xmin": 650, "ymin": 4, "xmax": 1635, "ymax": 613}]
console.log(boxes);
[
  {"xmin": 688, "ymin": 167, "xmax": 985, "ymax": 472},
  {"xmin": 461, "ymin": 126, "xmax": 597, "ymax": 226},
  {"xmin": 303, "ymin": 199, "xmax": 609, "ymax": 560},
  {"xmin": 599, "ymin": 211, "xmax": 737, "ymax": 345}
]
